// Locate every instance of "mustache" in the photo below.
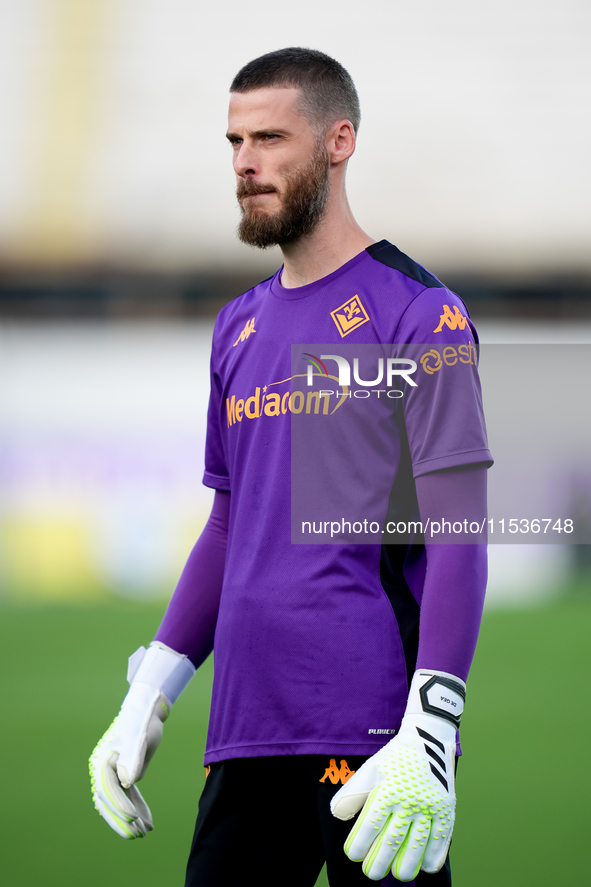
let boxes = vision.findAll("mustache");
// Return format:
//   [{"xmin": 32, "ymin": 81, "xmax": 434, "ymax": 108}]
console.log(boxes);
[{"xmin": 236, "ymin": 180, "xmax": 278, "ymax": 199}]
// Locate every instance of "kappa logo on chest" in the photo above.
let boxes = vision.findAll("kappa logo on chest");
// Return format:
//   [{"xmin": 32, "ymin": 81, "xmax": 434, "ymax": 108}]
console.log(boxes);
[{"xmin": 233, "ymin": 317, "xmax": 256, "ymax": 347}]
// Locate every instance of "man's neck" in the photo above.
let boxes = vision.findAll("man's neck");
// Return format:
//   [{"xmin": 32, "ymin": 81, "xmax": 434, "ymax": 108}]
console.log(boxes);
[{"xmin": 279, "ymin": 202, "xmax": 375, "ymax": 288}]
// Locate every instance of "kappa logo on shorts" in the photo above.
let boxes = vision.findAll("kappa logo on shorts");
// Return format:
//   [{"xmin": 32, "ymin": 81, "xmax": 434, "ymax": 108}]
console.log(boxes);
[
  {"xmin": 233, "ymin": 316, "xmax": 256, "ymax": 346},
  {"xmin": 319, "ymin": 758, "xmax": 355, "ymax": 785},
  {"xmin": 330, "ymin": 295, "xmax": 370, "ymax": 337},
  {"xmin": 433, "ymin": 304, "xmax": 469, "ymax": 333}
]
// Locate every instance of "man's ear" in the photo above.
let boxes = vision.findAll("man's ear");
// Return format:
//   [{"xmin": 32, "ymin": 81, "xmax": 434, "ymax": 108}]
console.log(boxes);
[{"xmin": 326, "ymin": 119, "xmax": 356, "ymax": 165}]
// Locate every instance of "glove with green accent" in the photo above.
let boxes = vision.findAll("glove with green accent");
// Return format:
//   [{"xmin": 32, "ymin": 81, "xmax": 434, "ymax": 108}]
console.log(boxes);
[
  {"xmin": 331, "ymin": 670, "xmax": 465, "ymax": 882},
  {"xmin": 89, "ymin": 642, "xmax": 195, "ymax": 839}
]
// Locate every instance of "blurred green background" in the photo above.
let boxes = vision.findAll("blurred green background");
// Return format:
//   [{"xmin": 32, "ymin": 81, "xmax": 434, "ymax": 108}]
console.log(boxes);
[{"xmin": 2, "ymin": 585, "xmax": 590, "ymax": 887}]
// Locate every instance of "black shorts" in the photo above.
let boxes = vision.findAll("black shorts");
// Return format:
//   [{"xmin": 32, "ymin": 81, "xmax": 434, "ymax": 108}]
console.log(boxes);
[{"xmin": 184, "ymin": 755, "xmax": 452, "ymax": 887}]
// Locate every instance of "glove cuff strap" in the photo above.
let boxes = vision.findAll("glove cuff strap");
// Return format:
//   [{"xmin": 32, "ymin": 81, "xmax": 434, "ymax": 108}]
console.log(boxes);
[
  {"xmin": 406, "ymin": 669, "xmax": 466, "ymax": 729},
  {"xmin": 126, "ymin": 643, "xmax": 196, "ymax": 705}
]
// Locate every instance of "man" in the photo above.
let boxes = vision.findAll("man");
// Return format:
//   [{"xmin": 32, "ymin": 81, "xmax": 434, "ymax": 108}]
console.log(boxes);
[{"xmin": 90, "ymin": 48, "xmax": 492, "ymax": 886}]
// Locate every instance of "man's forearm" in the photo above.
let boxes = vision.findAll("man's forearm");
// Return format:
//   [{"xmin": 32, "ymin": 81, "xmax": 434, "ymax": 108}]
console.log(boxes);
[
  {"xmin": 415, "ymin": 466, "xmax": 488, "ymax": 682},
  {"xmin": 154, "ymin": 489, "xmax": 230, "ymax": 668},
  {"xmin": 416, "ymin": 543, "xmax": 487, "ymax": 681}
]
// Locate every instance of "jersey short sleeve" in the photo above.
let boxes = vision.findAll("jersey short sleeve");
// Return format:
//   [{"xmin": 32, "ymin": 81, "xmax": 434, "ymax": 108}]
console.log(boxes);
[{"xmin": 395, "ymin": 287, "xmax": 493, "ymax": 477}]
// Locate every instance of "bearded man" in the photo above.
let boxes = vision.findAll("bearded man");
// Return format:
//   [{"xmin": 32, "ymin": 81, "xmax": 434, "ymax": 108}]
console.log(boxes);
[{"xmin": 90, "ymin": 47, "xmax": 492, "ymax": 887}]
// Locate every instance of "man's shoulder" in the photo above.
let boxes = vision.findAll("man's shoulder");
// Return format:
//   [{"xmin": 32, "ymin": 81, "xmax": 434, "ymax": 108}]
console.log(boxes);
[
  {"xmin": 365, "ymin": 241, "xmax": 445, "ymax": 291},
  {"xmin": 213, "ymin": 271, "xmax": 277, "ymax": 339},
  {"xmin": 363, "ymin": 241, "xmax": 475, "ymax": 343}
]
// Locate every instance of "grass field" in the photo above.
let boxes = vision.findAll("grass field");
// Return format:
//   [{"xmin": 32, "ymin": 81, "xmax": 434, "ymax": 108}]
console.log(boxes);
[{"xmin": 2, "ymin": 591, "xmax": 590, "ymax": 886}]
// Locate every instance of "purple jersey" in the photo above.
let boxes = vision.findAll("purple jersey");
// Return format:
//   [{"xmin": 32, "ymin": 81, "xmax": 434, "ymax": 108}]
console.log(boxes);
[{"xmin": 202, "ymin": 241, "xmax": 492, "ymax": 764}]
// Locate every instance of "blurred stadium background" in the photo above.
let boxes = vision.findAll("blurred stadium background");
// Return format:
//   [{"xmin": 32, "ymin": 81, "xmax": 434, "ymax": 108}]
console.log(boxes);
[{"xmin": 1, "ymin": 1, "xmax": 590, "ymax": 885}]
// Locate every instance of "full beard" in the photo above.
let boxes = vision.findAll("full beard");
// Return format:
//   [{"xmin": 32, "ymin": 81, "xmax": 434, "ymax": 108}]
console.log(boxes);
[{"xmin": 236, "ymin": 142, "xmax": 330, "ymax": 249}]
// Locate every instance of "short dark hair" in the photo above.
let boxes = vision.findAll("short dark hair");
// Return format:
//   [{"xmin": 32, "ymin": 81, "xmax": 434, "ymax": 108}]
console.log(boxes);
[{"xmin": 230, "ymin": 47, "xmax": 360, "ymax": 135}]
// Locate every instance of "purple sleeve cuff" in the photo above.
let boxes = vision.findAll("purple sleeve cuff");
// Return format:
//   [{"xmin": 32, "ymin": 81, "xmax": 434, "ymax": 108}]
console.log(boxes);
[
  {"xmin": 154, "ymin": 490, "xmax": 230, "ymax": 668},
  {"xmin": 202, "ymin": 470, "xmax": 231, "ymax": 492},
  {"xmin": 413, "ymin": 448, "xmax": 493, "ymax": 478}
]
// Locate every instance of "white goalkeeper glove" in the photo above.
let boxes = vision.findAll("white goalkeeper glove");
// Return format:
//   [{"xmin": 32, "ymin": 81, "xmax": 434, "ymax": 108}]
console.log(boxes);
[
  {"xmin": 331, "ymin": 669, "xmax": 465, "ymax": 882},
  {"xmin": 89, "ymin": 642, "xmax": 195, "ymax": 839}
]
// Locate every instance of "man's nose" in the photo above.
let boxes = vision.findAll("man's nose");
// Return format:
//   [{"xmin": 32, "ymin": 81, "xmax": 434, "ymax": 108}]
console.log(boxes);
[{"xmin": 234, "ymin": 142, "xmax": 259, "ymax": 178}]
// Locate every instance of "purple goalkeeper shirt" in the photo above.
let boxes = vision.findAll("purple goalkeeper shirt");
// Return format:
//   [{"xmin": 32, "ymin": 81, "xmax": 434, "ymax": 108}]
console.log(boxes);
[{"xmin": 201, "ymin": 241, "xmax": 492, "ymax": 764}]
